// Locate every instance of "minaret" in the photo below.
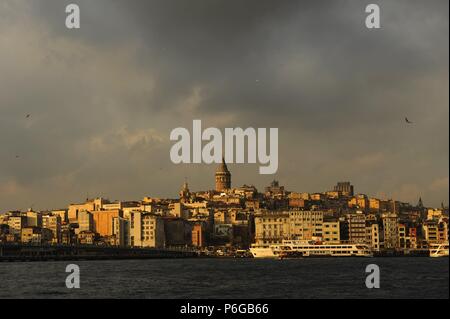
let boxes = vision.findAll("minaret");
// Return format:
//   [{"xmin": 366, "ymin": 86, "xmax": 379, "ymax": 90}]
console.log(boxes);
[
  {"xmin": 215, "ymin": 157, "xmax": 231, "ymax": 192},
  {"xmin": 417, "ymin": 197, "xmax": 424, "ymax": 209}
]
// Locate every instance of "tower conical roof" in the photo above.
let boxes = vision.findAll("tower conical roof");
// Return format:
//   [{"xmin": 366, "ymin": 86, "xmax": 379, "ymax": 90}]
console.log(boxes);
[{"xmin": 216, "ymin": 157, "xmax": 230, "ymax": 174}]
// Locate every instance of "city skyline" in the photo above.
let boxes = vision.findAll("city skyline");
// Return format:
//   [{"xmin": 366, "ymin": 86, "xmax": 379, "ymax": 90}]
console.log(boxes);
[
  {"xmin": 1, "ymin": 159, "xmax": 447, "ymax": 256},
  {"xmin": 0, "ymin": 160, "xmax": 442, "ymax": 213},
  {"xmin": 0, "ymin": 0, "xmax": 448, "ymax": 211}
]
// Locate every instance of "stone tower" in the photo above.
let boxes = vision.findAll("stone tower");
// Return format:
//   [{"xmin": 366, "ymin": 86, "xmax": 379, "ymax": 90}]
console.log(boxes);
[
  {"xmin": 179, "ymin": 180, "xmax": 191, "ymax": 203},
  {"xmin": 215, "ymin": 158, "xmax": 231, "ymax": 192}
]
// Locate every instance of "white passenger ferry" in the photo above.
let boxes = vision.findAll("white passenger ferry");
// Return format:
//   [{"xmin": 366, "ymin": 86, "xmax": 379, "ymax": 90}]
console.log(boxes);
[
  {"xmin": 250, "ymin": 240, "xmax": 373, "ymax": 258},
  {"xmin": 429, "ymin": 242, "xmax": 449, "ymax": 258}
]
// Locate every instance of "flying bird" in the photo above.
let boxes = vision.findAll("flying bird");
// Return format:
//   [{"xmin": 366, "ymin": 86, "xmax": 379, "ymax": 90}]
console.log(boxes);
[{"xmin": 405, "ymin": 117, "xmax": 413, "ymax": 124}]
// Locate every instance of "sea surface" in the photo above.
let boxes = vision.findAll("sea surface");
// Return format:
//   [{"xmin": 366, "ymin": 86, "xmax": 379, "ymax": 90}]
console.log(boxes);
[{"xmin": 0, "ymin": 257, "xmax": 448, "ymax": 299}]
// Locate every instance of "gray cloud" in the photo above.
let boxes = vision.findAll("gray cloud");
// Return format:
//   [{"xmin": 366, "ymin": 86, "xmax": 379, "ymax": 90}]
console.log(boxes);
[{"xmin": 0, "ymin": 0, "xmax": 448, "ymax": 211}]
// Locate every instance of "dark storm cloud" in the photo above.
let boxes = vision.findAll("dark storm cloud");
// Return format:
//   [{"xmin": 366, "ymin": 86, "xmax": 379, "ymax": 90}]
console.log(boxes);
[
  {"xmin": 0, "ymin": 0, "xmax": 448, "ymax": 210},
  {"xmin": 24, "ymin": 0, "xmax": 447, "ymax": 123}
]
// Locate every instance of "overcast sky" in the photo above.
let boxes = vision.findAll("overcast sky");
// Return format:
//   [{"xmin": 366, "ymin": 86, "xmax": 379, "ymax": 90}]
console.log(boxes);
[{"xmin": 0, "ymin": 0, "xmax": 448, "ymax": 211}]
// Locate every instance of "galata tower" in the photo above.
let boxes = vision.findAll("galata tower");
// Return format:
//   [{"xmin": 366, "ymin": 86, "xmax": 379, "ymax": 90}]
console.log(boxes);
[{"xmin": 215, "ymin": 158, "xmax": 231, "ymax": 192}]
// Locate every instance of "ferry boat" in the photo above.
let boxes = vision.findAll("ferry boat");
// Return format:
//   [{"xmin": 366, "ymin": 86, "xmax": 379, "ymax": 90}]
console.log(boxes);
[
  {"xmin": 429, "ymin": 243, "xmax": 449, "ymax": 258},
  {"xmin": 250, "ymin": 240, "xmax": 373, "ymax": 258}
]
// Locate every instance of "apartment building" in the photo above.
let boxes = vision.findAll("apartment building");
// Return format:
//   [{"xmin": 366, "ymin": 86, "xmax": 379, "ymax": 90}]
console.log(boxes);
[
  {"xmin": 322, "ymin": 220, "xmax": 340, "ymax": 243},
  {"xmin": 129, "ymin": 212, "xmax": 165, "ymax": 248},
  {"xmin": 254, "ymin": 210, "xmax": 324, "ymax": 245},
  {"xmin": 382, "ymin": 213, "xmax": 399, "ymax": 249}
]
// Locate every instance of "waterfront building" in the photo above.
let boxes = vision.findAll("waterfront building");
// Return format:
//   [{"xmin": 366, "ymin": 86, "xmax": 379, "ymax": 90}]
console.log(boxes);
[
  {"xmin": 61, "ymin": 223, "xmax": 77, "ymax": 245},
  {"xmin": 68, "ymin": 201, "xmax": 94, "ymax": 222},
  {"xmin": 322, "ymin": 219, "xmax": 340, "ymax": 243},
  {"xmin": 366, "ymin": 222, "xmax": 380, "ymax": 251},
  {"xmin": 397, "ymin": 225, "xmax": 418, "ymax": 249},
  {"xmin": 21, "ymin": 227, "xmax": 53, "ymax": 244},
  {"xmin": 52, "ymin": 209, "xmax": 68, "ymax": 224},
  {"xmin": 382, "ymin": 213, "xmax": 399, "ymax": 249},
  {"xmin": 112, "ymin": 217, "xmax": 129, "ymax": 247},
  {"xmin": 254, "ymin": 210, "xmax": 324, "ymax": 245},
  {"xmin": 163, "ymin": 217, "xmax": 192, "ymax": 247},
  {"xmin": 347, "ymin": 212, "xmax": 367, "ymax": 243},
  {"xmin": 25, "ymin": 210, "xmax": 42, "ymax": 228},
  {"xmin": 398, "ymin": 224, "xmax": 407, "ymax": 248},
  {"xmin": 213, "ymin": 223, "xmax": 233, "ymax": 244},
  {"xmin": 42, "ymin": 215, "xmax": 62, "ymax": 243},
  {"xmin": 129, "ymin": 212, "xmax": 165, "ymax": 248},
  {"xmin": 5, "ymin": 233, "xmax": 17, "ymax": 243},
  {"xmin": 92, "ymin": 209, "xmax": 122, "ymax": 237},
  {"xmin": 191, "ymin": 223, "xmax": 206, "ymax": 247},
  {"xmin": 121, "ymin": 202, "xmax": 142, "ymax": 220},
  {"xmin": 68, "ymin": 197, "xmax": 110, "ymax": 222},
  {"xmin": 423, "ymin": 219, "xmax": 448, "ymax": 244},
  {"xmin": 77, "ymin": 231, "xmax": 97, "ymax": 245},
  {"xmin": 232, "ymin": 223, "xmax": 252, "ymax": 248},
  {"xmin": 7, "ymin": 216, "xmax": 26, "ymax": 236},
  {"xmin": 408, "ymin": 227, "xmax": 418, "ymax": 249},
  {"xmin": 254, "ymin": 211, "xmax": 289, "ymax": 245},
  {"xmin": 289, "ymin": 210, "xmax": 324, "ymax": 240},
  {"xmin": 0, "ymin": 224, "xmax": 10, "ymax": 242},
  {"xmin": 77, "ymin": 210, "xmax": 94, "ymax": 233}
]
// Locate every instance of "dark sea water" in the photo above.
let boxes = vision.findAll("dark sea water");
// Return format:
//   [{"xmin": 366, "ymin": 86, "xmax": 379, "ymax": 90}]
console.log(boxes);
[{"xmin": 0, "ymin": 258, "xmax": 448, "ymax": 299}]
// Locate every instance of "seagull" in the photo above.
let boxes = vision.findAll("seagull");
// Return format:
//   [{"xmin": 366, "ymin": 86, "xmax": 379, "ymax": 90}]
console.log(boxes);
[{"xmin": 405, "ymin": 117, "xmax": 413, "ymax": 124}]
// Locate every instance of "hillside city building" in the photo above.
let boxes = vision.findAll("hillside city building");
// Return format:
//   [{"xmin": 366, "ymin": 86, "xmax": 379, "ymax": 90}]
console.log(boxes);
[{"xmin": 0, "ymin": 161, "xmax": 448, "ymax": 254}]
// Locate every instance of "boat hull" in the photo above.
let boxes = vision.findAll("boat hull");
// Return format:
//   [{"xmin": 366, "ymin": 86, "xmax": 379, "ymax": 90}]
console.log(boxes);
[{"xmin": 250, "ymin": 241, "xmax": 373, "ymax": 258}]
